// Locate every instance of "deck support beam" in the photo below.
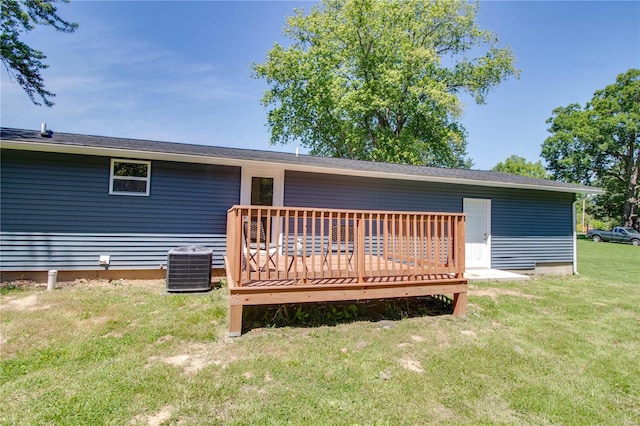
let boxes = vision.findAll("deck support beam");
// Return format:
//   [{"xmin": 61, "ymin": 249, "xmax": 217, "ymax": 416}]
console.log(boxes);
[{"xmin": 227, "ymin": 277, "xmax": 467, "ymax": 336}]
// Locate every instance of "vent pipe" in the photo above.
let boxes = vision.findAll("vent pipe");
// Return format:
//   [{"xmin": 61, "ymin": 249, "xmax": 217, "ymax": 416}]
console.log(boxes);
[
  {"xmin": 40, "ymin": 123, "xmax": 52, "ymax": 138},
  {"xmin": 47, "ymin": 270, "xmax": 58, "ymax": 291}
]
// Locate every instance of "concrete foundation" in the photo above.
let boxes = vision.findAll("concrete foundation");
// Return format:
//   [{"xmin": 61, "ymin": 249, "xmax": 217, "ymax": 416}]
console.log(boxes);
[{"xmin": 534, "ymin": 262, "xmax": 574, "ymax": 275}]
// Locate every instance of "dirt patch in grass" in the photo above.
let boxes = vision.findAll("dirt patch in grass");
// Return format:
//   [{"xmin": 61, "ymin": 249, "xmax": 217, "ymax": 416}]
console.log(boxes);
[
  {"xmin": 1, "ymin": 278, "xmax": 164, "ymax": 291},
  {"xmin": 399, "ymin": 357, "xmax": 424, "ymax": 373},
  {"xmin": 148, "ymin": 341, "xmax": 239, "ymax": 374},
  {"xmin": 130, "ymin": 405, "xmax": 173, "ymax": 426},
  {"xmin": 460, "ymin": 330, "xmax": 478, "ymax": 338},
  {"xmin": 0, "ymin": 294, "xmax": 49, "ymax": 312},
  {"xmin": 61, "ymin": 278, "xmax": 165, "ymax": 289}
]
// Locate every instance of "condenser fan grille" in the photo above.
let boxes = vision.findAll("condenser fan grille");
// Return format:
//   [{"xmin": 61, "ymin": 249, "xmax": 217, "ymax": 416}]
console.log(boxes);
[{"xmin": 166, "ymin": 246, "xmax": 212, "ymax": 292}]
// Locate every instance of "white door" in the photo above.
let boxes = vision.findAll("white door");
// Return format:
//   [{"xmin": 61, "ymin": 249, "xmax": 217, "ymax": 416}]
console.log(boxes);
[
  {"xmin": 240, "ymin": 167, "xmax": 285, "ymax": 250},
  {"xmin": 463, "ymin": 198, "xmax": 491, "ymax": 268},
  {"xmin": 240, "ymin": 167, "xmax": 284, "ymax": 207}
]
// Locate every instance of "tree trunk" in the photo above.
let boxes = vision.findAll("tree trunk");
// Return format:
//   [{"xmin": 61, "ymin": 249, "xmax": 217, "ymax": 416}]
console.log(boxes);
[{"xmin": 622, "ymin": 135, "xmax": 639, "ymax": 230}]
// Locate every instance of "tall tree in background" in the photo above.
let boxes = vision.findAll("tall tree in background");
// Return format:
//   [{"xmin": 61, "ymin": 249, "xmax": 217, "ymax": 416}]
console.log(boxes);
[
  {"xmin": 542, "ymin": 69, "xmax": 639, "ymax": 229},
  {"xmin": 1, "ymin": 0, "xmax": 77, "ymax": 106},
  {"xmin": 492, "ymin": 155, "xmax": 549, "ymax": 179},
  {"xmin": 253, "ymin": 0, "xmax": 518, "ymax": 168}
]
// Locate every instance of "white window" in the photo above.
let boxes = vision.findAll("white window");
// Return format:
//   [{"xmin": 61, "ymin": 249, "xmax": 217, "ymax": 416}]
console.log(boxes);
[{"xmin": 109, "ymin": 159, "xmax": 151, "ymax": 196}]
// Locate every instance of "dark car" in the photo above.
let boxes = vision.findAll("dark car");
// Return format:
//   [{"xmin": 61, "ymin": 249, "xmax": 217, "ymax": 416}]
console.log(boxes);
[{"xmin": 586, "ymin": 227, "xmax": 640, "ymax": 246}]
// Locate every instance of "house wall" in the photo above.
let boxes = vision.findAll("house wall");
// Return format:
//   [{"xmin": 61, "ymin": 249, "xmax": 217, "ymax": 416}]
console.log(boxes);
[
  {"xmin": 284, "ymin": 171, "xmax": 575, "ymax": 270},
  {"xmin": 0, "ymin": 149, "xmax": 240, "ymax": 272},
  {"xmin": 1, "ymin": 148, "xmax": 576, "ymax": 276}
]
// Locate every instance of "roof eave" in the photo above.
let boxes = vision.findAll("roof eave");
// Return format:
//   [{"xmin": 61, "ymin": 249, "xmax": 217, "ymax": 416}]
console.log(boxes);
[{"xmin": 1, "ymin": 139, "xmax": 605, "ymax": 195}]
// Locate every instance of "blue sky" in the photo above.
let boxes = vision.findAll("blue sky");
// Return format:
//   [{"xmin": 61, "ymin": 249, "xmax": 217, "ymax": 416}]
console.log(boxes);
[{"xmin": 1, "ymin": 1, "xmax": 638, "ymax": 170}]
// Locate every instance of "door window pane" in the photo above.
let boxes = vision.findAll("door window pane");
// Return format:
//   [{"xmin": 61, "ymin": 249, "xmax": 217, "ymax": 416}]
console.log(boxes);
[{"xmin": 251, "ymin": 177, "xmax": 273, "ymax": 206}]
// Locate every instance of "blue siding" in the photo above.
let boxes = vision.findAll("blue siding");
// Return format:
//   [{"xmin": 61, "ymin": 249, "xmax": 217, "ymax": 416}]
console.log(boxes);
[
  {"xmin": 285, "ymin": 171, "xmax": 460, "ymax": 212},
  {"xmin": 1, "ymin": 149, "xmax": 577, "ymax": 273},
  {"xmin": 491, "ymin": 193, "xmax": 573, "ymax": 269},
  {"xmin": 285, "ymin": 171, "xmax": 575, "ymax": 270},
  {"xmin": 491, "ymin": 237, "xmax": 573, "ymax": 269},
  {"xmin": 1, "ymin": 233, "xmax": 226, "ymax": 270},
  {"xmin": 1, "ymin": 150, "xmax": 240, "ymax": 270}
]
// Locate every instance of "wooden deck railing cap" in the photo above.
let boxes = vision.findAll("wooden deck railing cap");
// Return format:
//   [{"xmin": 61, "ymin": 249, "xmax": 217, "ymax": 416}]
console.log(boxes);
[{"xmin": 228, "ymin": 205, "xmax": 466, "ymax": 217}]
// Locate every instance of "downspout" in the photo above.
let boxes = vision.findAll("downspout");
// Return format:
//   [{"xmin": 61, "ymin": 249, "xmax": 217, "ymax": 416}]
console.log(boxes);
[{"xmin": 572, "ymin": 199, "xmax": 579, "ymax": 275}]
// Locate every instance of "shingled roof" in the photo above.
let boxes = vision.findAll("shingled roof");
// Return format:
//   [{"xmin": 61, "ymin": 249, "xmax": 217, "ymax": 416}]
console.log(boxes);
[{"xmin": 1, "ymin": 127, "xmax": 601, "ymax": 194}]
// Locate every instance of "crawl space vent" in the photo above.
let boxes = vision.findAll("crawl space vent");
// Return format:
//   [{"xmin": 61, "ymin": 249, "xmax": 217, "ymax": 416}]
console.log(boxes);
[{"xmin": 166, "ymin": 246, "xmax": 212, "ymax": 292}]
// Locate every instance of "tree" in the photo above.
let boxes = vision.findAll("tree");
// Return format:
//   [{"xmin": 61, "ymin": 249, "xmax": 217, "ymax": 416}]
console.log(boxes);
[
  {"xmin": 253, "ymin": 0, "xmax": 517, "ymax": 168},
  {"xmin": 1, "ymin": 0, "xmax": 78, "ymax": 106},
  {"xmin": 542, "ymin": 69, "xmax": 639, "ymax": 229},
  {"xmin": 492, "ymin": 155, "xmax": 549, "ymax": 179}
]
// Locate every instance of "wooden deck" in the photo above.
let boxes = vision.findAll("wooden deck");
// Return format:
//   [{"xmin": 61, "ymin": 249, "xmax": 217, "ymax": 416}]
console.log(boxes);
[{"xmin": 225, "ymin": 205, "xmax": 467, "ymax": 336}]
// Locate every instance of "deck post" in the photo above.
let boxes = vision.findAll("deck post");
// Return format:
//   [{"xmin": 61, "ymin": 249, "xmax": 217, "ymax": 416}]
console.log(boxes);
[
  {"xmin": 228, "ymin": 303, "xmax": 243, "ymax": 337},
  {"xmin": 457, "ymin": 216, "xmax": 466, "ymax": 278},
  {"xmin": 357, "ymin": 216, "xmax": 365, "ymax": 282},
  {"xmin": 226, "ymin": 208, "xmax": 242, "ymax": 286},
  {"xmin": 453, "ymin": 291, "xmax": 467, "ymax": 317}
]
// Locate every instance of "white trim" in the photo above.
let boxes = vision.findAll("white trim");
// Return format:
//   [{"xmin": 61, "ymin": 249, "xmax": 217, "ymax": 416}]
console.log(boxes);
[
  {"xmin": 240, "ymin": 165, "xmax": 284, "ymax": 206},
  {"xmin": 2, "ymin": 139, "xmax": 604, "ymax": 195},
  {"xmin": 572, "ymin": 199, "xmax": 578, "ymax": 275},
  {"xmin": 109, "ymin": 158, "xmax": 151, "ymax": 196},
  {"xmin": 463, "ymin": 198, "xmax": 492, "ymax": 269}
]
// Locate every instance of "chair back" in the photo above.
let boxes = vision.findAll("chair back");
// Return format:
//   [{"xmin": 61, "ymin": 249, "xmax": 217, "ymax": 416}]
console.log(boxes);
[
  {"xmin": 244, "ymin": 219, "xmax": 267, "ymax": 244},
  {"xmin": 331, "ymin": 224, "xmax": 355, "ymax": 243}
]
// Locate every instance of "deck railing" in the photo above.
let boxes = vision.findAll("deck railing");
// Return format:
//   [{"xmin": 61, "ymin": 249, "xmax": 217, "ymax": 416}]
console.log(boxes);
[{"xmin": 226, "ymin": 205, "xmax": 465, "ymax": 286}]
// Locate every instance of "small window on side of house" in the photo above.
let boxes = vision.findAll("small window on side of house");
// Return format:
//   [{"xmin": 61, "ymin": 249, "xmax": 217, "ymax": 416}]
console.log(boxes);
[{"xmin": 110, "ymin": 159, "xmax": 151, "ymax": 196}]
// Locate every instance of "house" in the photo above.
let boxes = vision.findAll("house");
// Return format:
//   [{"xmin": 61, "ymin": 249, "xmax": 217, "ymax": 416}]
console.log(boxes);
[{"xmin": 0, "ymin": 127, "xmax": 601, "ymax": 282}]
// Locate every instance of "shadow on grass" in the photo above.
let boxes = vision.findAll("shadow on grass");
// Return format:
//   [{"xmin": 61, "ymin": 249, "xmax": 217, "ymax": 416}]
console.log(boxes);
[{"xmin": 242, "ymin": 295, "xmax": 453, "ymax": 333}]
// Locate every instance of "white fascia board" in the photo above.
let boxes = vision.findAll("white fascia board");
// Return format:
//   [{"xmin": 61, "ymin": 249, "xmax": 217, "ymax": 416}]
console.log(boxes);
[{"xmin": 1, "ymin": 140, "xmax": 604, "ymax": 195}]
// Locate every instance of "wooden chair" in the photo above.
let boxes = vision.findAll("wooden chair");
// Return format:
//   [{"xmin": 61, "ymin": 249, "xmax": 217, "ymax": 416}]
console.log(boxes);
[
  {"xmin": 323, "ymin": 223, "xmax": 355, "ymax": 270},
  {"xmin": 243, "ymin": 219, "xmax": 278, "ymax": 271}
]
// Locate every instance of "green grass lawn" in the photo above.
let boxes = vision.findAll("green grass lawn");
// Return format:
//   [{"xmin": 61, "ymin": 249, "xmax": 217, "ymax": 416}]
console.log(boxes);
[{"xmin": 1, "ymin": 240, "xmax": 639, "ymax": 425}]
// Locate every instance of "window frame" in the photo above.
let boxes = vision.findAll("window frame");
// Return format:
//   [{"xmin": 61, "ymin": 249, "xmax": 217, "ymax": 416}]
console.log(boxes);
[{"xmin": 109, "ymin": 159, "xmax": 151, "ymax": 196}]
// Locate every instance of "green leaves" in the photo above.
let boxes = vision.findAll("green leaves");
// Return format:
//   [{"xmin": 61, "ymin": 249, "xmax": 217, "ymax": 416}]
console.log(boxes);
[
  {"xmin": 253, "ymin": 0, "xmax": 517, "ymax": 168},
  {"xmin": 492, "ymin": 155, "xmax": 549, "ymax": 179},
  {"xmin": 1, "ymin": 0, "xmax": 78, "ymax": 106},
  {"xmin": 542, "ymin": 69, "xmax": 640, "ymax": 228}
]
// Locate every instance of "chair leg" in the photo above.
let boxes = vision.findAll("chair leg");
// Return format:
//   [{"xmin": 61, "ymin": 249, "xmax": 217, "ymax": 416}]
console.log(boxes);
[
  {"xmin": 246, "ymin": 252, "xmax": 258, "ymax": 272},
  {"xmin": 348, "ymin": 251, "xmax": 355, "ymax": 270},
  {"xmin": 322, "ymin": 251, "xmax": 330, "ymax": 270}
]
